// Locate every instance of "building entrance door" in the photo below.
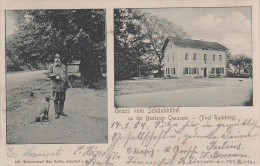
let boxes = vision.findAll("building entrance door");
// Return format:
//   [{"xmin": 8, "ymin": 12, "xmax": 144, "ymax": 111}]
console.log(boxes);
[{"xmin": 204, "ymin": 68, "xmax": 207, "ymax": 77}]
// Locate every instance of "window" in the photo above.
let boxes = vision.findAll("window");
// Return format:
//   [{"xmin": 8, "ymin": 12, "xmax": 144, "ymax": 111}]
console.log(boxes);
[
  {"xmin": 185, "ymin": 53, "xmax": 189, "ymax": 60},
  {"xmin": 184, "ymin": 67, "xmax": 199, "ymax": 75},
  {"xmin": 167, "ymin": 55, "xmax": 169, "ymax": 62},
  {"xmin": 192, "ymin": 67, "xmax": 199, "ymax": 74},
  {"xmin": 172, "ymin": 54, "xmax": 174, "ymax": 61},
  {"xmin": 171, "ymin": 68, "xmax": 175, "ymax": 75},
  {"xmin": 219, "ymin": 55, "xmax": 222, "ymax": 61},
  {"xmin": 166, "ymin": 68, "xmax": 170, "ymax": 74},
  {"xmin": 213, "ymin": 54, "xmax": 215, "ymax": 61},
  {"xmin": 183, "ymin": 68, "xmax": 189, "ymax": 75},
  {"xmin": 221, "ymin": 68, "xmax": 224, "ymax": 74},
  {"xmin": 216, "ymin": 68, "xmax": 220, "ymax": 74},
  {"xmin": 192, "ymin": 68, "xmax": 196, "ymax": 74},
  {"xmin": 211, "ymin": 68, "xmax": 215, "ymax": 74},
  {"xmin": 204, "ymin": 54, "xmax": 207, "ymax": 61},
  {"xmin": 216, "ymin": 68, "xmax": 224, "ymax": 74},
  {"xmin": 193, "ymin": 53, "xmax": 197, "ymax": 60}
]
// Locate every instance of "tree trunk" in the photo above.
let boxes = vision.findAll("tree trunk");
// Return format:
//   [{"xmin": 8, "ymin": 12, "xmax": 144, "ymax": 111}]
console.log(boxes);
[{"xmin": 158, "ymin": 57, "xmax": 163, "ymax": 77}]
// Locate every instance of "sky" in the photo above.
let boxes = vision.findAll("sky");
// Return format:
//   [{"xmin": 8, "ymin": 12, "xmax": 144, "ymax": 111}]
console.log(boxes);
[
  {"xmin": 6, "ymin": 11, "xmax": 17, "ymax": 36},
  {"xmin": 143, "ymin": 7, "xmax": 252, "ymax": 56}
]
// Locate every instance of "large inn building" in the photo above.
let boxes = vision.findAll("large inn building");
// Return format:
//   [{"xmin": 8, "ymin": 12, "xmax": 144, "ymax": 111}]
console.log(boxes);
[{"xmin": 163, "ymin": 37, "xmax": 228, "ymax": 78}]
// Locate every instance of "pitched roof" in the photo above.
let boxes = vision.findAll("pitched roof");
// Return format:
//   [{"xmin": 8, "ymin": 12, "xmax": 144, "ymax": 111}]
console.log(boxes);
[{"xmin": 163, "ymin": 37, "xmax": 228, "ymax": 52}]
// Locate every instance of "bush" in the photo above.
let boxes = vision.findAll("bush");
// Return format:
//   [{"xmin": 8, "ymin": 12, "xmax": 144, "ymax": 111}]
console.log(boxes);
[
  {"xmin": 6, "ymin": 56, "xmax": 23, "ymax": 72},
  {"xmin": 227, "ymin": 73, "xmax": 252, "ymax": 78}
]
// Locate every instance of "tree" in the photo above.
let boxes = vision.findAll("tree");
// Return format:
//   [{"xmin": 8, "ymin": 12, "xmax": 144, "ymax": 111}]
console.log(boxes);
[
  {"xmin": 70, "ymin": 10, "xmax": 105, "ymax": 86},
  {"xmin": 140, "ymin": 11, "xmax": 190, "ymax": 76},
  {"xmin": 114, "ymin": 9, "xmax": 148, "ymax": 80},
  {"xmin": 8, "ymin": 10, "xmax": 105, "ymax": 87},
  {"xmin": 6, "ymin": 34, "xmax": 22, "ymax": 71},
  {"xmin": 114, "ymin": 9, "xmax": 190, "ymax": 80},
  {"xmin": 227, "ymin": 53, "xmax": 252, "ymax": 74}
]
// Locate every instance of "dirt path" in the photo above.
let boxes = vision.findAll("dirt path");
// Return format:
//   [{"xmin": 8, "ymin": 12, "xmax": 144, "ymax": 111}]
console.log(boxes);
[
  {"xmin": 6, "ymin": 71, "xmax": 107, "ymax": 144},
  {"xmin": 115, "ymin": 78, "xmax": 253, "ymax": 107}
]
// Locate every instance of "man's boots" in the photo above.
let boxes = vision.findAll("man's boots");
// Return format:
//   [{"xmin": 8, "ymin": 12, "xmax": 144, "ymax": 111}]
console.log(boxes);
[
  {"xmin": 59, "ymin": 101, "xmax": 68, "ymax": 116},
  {"xmin": 55, "ymin": 114, "xmax": 59, "ymax": 119}
]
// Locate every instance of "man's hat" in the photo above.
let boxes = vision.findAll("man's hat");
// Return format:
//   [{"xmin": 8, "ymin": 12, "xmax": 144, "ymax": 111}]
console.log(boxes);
[{"xmin": 55, "ymin": 54, "xmax": 61, "ymax": 58}]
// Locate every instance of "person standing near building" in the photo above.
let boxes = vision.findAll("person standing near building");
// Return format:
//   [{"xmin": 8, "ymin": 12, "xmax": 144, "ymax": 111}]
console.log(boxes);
[{"xmin": 47, "ymin": 54, "xmax": 69, "ymax": 119}]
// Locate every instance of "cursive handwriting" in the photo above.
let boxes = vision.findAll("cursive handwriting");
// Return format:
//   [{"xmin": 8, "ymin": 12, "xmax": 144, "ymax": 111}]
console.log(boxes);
[
  {"xmin": 6, "ymin": 117, "xmax": 259, "ymax": 165},
  {"xmin": 7, "ymin": 147, "xmax": 17, "ymax": 158},
  {"xmin": 22, "ymin": 146, "xmax": 64, "ymax": 159},
  {"xmin": 103, "ymin": 118, "xmax": 259, "ymax": 165}
]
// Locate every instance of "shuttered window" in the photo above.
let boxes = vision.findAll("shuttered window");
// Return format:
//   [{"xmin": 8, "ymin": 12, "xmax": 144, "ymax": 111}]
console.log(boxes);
[
  {"xmin": 211, "ymin": 68, "xmax": 215, "ymax": 74},
  {"xmin": 166, "ymin": 68, "xmax": 170, "ymax": 74},
  {"xmin": 193, "ymin": 53, "xmax": 197, "ymax": 60},
  {"xmin": 191, "ymin": 67, "xmax": 199, "ymax": 74},
  {"xmin": 221, "ymin": 68, "xmax": 224, "ymax": 74},
  {"xmin": 216, "ymin": 68, "xmax": 224, "ymax": 74},
  {"xmin": 183, "ymin": 68, "xmax": 188, "ymax": 75},
  {"xmin": 185, "ymin": 53, "xmax": 189, "ymax": 60},
  {"xmin": 184, "ymin": 67, "xmax": 199, "ymax": 75},
  {"xmin": 171, "ymin": 68, "xmax": 175, "ymax": 75},
  {"xmin": 204, "ymin": 54, "xmax": 207, "ymax": 61},
  {"xmin": 219, "ymin": 55, "xmax": 222, "ymax": 61}
]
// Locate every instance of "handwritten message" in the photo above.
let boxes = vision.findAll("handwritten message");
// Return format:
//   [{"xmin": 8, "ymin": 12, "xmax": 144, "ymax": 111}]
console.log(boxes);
[
  {"xmin": 6, "ymin": 108, "xmax": 260, "ymax": 166},
  {"xmin": 71, "ymin": 108, "xmax": 259, "ymax": 166}
]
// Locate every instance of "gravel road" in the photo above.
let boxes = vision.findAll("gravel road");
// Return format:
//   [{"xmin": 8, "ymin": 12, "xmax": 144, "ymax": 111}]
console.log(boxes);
[{"xmin": 6, "ymin": 70, "xmax": 107, "ymax": 144}]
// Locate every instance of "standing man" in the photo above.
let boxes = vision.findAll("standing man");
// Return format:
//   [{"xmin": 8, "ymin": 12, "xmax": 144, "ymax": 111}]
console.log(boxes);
[{"xmin": 47, "ymin": 54, "xmax": 69, "ymax": 119}]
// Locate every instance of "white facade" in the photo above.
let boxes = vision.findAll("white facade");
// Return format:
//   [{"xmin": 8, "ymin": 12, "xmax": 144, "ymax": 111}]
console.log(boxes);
[{"xmin": 164, "ymin": 41, "xmax": 227, "ymax": 78}]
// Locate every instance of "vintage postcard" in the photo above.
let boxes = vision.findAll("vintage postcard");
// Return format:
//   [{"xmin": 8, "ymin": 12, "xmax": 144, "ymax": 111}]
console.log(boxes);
[{"xmin": 1, "ymin": 0, "xmax": 260, "ymax": 166}]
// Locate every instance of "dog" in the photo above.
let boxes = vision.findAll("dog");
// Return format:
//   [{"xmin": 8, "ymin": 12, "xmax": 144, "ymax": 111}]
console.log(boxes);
[{"xmin": 30, "ymin": 95, "xmax": 53, "ymax": 124}]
